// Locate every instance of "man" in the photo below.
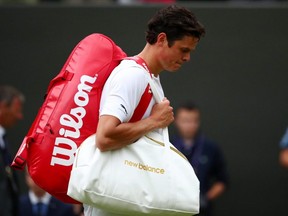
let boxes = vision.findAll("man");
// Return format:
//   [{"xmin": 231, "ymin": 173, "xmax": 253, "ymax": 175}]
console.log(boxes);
[
  {"xmin": 279, "ymin": 127, "xmax": 288, "ymax": 168},
  {"xmin": 19, "ymin": 171, "xmax": 77, "ymax": 216},
  {"xmin": 85, "ymin": 5, "xmax": 205, "ymax": 215},
  {"xmin": 172, "ymin": 102, "xmax": 228, "ymax": 216},
  {"xmin": 0, "ymin": 85, "xmax": 24, "ymax": 216}
]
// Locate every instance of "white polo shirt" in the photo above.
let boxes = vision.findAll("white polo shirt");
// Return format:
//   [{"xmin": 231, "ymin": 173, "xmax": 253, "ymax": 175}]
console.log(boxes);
[
  {"xmin": 84, "ymin": 59, "xmax": 164, "ymax": 216},
  {"xmin": 100, "ymin": 59, "xmax": 163, "ymax": 123}
]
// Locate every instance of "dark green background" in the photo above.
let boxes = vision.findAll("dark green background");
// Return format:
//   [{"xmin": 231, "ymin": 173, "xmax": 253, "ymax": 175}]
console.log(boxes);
[{"xmin": 1, "ymin": 4, "xmax": 288, "ymax": 215}]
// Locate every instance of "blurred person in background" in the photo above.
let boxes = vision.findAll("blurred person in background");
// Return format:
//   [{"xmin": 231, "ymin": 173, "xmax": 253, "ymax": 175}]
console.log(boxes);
[
  {"xmin": 0, "ymin": 0, "xmax": 38, "ymax": 4},
  {"xmin": 0, "ymin": 85, "xmax": 24, "ymax": 216},
  {"xmin": 131, "ymin": 0, "xmax": 174, "ymax": 4},
  {"xmin": 172, "ymin": 102, "xmax": 228, "ymax": 216},
  {"xmin": 279, "ymin": 127, "xmax": 288, "ymax": 168},
  {"xmin": 19, "ymin": 170, "xmax": 81, "ymax": 216}
]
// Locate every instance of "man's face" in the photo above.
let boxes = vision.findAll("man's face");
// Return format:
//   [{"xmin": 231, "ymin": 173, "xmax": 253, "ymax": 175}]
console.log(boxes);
[
  {"xmin": 175, "ymin": 108, "xmax": 200, "ymax": 139},
  {"xmin": 0, "ymin": 97, "xmax": 23, "ymax": 128},
  {"xmin": 158, "ymin": 35, "xmax": 199, "ymax": 72}
]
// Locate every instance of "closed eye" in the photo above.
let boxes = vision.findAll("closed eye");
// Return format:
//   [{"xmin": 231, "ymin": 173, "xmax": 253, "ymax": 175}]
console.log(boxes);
[{"xmin": 181, "ymin": 48, "xmax": 192, "ymax": 53}]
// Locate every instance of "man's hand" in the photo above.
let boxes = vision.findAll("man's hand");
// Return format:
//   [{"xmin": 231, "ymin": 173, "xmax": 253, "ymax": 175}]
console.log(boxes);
[
  {"xmin": 149, "ymin": 98, "xmax": 174, "ymax": 128},
  {"xmin": 206, "ymin": 182, "xmax": 226, "ymax": 201},
  {"xmin": 96, "ymin": 98, "xmax": 174, "ymax": 152},
  {"xmin": 279, "ymin": 149, "xmax": 288, "ymax": 168}
]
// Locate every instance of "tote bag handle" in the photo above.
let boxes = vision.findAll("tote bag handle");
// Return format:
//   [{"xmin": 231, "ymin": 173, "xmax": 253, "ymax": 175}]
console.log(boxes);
[{"xmin": 147, "ymin": 76, "xmax": 170, "ymax": 148}]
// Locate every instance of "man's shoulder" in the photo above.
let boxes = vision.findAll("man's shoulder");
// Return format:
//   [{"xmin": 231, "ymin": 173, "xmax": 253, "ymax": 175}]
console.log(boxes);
[
  {"xmin": 19, "ymin": 194, "xmax": 31, "ymax": 205},
  {"xmin": 50, "ymin": 196, "xmax": 69, "ymax": 206},
  {"xmin": 171, "ymin": 135, "xmax": 183, "ymax": 147},
  {"xmin": 202, "ymin": 138, "xmax": 217, "ymax": 147},
  {"xmin": 107, "ymin": 59, "xmax": 149, "ymax": 90},
  {"xmin": 201, "ymin": 138, "xmax": 224, "ymax": 157},
  {"xmin": 118, "ymin": 59, "xmax": 143, "ymax": 68},
  {"xmin": 49, "ymin": 197, "xmax": 74, "ymax": 212},
  {"xmin": 18, "ymin": 194, "xmax": 33, "ymax": 216},
  {"xmin": 113, "ymin": 59, "xmax": 147, "ymax": 77},
  {"xmin": 47, "ymin": 197, "xmax": 74, "ymax": 216},
  {"xmin": 202, "ymin": 138, "xmax": 219, "ymax": 149}
]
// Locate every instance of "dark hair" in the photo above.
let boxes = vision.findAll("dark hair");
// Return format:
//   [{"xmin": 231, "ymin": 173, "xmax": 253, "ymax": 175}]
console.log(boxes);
[
  {"xmin": 146, "ymin": 5, "xmax": 206, "ymax": 47},
  {"xmin": 177, "ymin": 101, "xmax": 200, "ymax": 113},
  {"xmin": 0, "ymin": 85, "xmax": 25, "ymax": 106}
]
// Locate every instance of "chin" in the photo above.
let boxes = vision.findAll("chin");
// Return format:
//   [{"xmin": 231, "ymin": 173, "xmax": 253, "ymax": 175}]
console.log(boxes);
[
  {"xmin": 166, "ymin": 67, "xmax": 180, "ymax": 72},
  {"xmin": 164, "ymin": 63, "xmax": 182, "ymax": 72}
]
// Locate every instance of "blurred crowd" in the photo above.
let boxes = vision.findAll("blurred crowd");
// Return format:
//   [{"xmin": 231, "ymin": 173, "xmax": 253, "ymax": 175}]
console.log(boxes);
[
  {"xmin": 0, "ymin": 78, "xmax": 286, "ymax": 216},
  {"xmin": 0, "ymin": 85, "xmax": 229, "ymax": 216},
  {"xmin": 0, "ymin": 85, "xmax": 83, "ymax": 216},
  {"xmin": 0, "ymin": 0, "xmax": 287, "ymax": 5}
]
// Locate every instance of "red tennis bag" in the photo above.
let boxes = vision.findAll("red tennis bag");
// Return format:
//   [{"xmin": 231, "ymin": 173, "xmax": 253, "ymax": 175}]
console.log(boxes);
[{"xmin": 11, "ymin": 34, "xmax": 152, "ymax": 203}]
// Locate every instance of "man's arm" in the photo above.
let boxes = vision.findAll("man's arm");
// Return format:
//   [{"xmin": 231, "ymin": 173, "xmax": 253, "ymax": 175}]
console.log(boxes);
[
  {"xmin": 206, "ymin": 143, "xmax": 228, "ymax": 201},
  {"xmin": 279, "ymin": 128, "xmax": 288, "ymax": 168},
  {"xmin": 96, "ymin": 99, "xmax": 174, "ymax": 152},
  {"xmin": 279, "ymin": 149, "xmax": 288, "ymax": 168},
  {"xmin": 206, "ymin": 182, "xmax": 226, "ymax": 201}
]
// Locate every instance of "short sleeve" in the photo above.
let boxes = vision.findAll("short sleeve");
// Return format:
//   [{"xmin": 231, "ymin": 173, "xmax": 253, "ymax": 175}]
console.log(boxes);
[
  {"xmin": 100, "ymin": 62, "xmax": 149, "ymax": 123},
  {"xmin": 280, "ymin": 128, "xmax": 288, "ymax": 149}
]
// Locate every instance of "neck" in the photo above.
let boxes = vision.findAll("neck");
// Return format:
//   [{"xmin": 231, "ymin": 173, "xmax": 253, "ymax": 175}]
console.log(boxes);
[
  {"xmin": 183, "ymin": 138, "xmax": 194, "ymax": 146},
  {"xmin": 137, "ymin": 44, "xmax": 163, "ymax": 76},
  {"xmin": 34, "ymin": 191, "xmax": 46, "ymax": 199}
]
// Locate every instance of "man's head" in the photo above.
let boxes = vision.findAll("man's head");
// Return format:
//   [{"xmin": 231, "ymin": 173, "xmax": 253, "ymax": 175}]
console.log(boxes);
[
  {"xmin": 0, "ymin": 85, "xmax": 24, "ymax": 128},
  {"xmin": 146, "ymin": 5, "xmax": 205, "ymax": 72},
  {"xmin": 25, "ymin": 169, "xmax": 46, "ymax": 198},
  {"xmin": 175, "ymin": 102, "xmax": 201, "ymax": 139}
]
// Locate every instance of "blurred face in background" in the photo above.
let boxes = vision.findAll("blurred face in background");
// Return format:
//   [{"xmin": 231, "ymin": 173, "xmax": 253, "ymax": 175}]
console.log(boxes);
[
  {"xmin": 26, "ymin": 172, "xmax": 46, "ymax": 198},
  {"xmin": 0, "ymin": 97, "xmax": 23, "ymax": 128},
  {"xmin": 175, "ymin": 108, "xmax": 200, "ymax": 140}
]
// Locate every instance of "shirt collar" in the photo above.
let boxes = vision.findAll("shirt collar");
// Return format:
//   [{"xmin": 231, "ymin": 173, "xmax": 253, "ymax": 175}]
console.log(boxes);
[
  {"xmin": 0, "ymin": 125, "xmax": 5, "ymax": 137},
  {"xmin": 0, "ymin": 125, "xmax": 6, "ymax": 148},
  {"xmin": 28, "ymin": 190, "xmax": 52, "ymax": 205}
]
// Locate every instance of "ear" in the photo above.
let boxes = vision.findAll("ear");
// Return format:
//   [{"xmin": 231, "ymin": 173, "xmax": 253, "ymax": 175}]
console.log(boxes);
[
  {"xmin": 0, "ymin": 101, "xmax": 9, "ymax": 117},
  {"xmin": 156, "ymin": 32, "xmax": 168, "ymax": 47},
  {"xmin": 0, "ymin": 102, "xmax": 5, "ymax": 114}
]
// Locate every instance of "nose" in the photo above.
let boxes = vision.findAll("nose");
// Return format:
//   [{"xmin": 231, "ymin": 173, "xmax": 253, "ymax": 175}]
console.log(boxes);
[{"xmin": 182, "ymin": 53, "xmax": 191, "ymax": 62}]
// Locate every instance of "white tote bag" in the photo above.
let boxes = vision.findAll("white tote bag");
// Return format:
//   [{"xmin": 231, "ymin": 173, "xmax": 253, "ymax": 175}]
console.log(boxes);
[{"xmin": 67, "ymin": 76, "xmax": 200, "ymax": 215}]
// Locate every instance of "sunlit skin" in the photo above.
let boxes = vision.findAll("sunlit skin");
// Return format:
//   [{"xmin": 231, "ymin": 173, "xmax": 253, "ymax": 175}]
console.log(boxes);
[{"xmin": 0, "ymin": 97, "xmax": 23, "ymax": 129}]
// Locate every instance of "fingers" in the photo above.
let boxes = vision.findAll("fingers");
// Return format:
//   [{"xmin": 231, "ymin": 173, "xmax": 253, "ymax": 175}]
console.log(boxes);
[
  {"xmin": 163, "ymin": 99, "xmax": 173, "ymax": 113},
  {"xmin": 150, "ymin": 98, "xmax": 174, "ymax": 128},
  {"xmin": 158, "ymin": 98, "xmax": 173, "ymax": 113},
  {"xmin": 161, "ymin": 98, "xmax": 171, "ymax": 107}
]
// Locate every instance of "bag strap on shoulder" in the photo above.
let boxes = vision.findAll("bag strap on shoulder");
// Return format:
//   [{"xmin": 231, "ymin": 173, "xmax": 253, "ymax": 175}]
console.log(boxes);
[
  {"xmin": 127, "ymin": 56, "xmax": 170, "ymax": 146},
  {"xmin": 126, "ymin": 56, "xmax": 153, "ymax": 123}
]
